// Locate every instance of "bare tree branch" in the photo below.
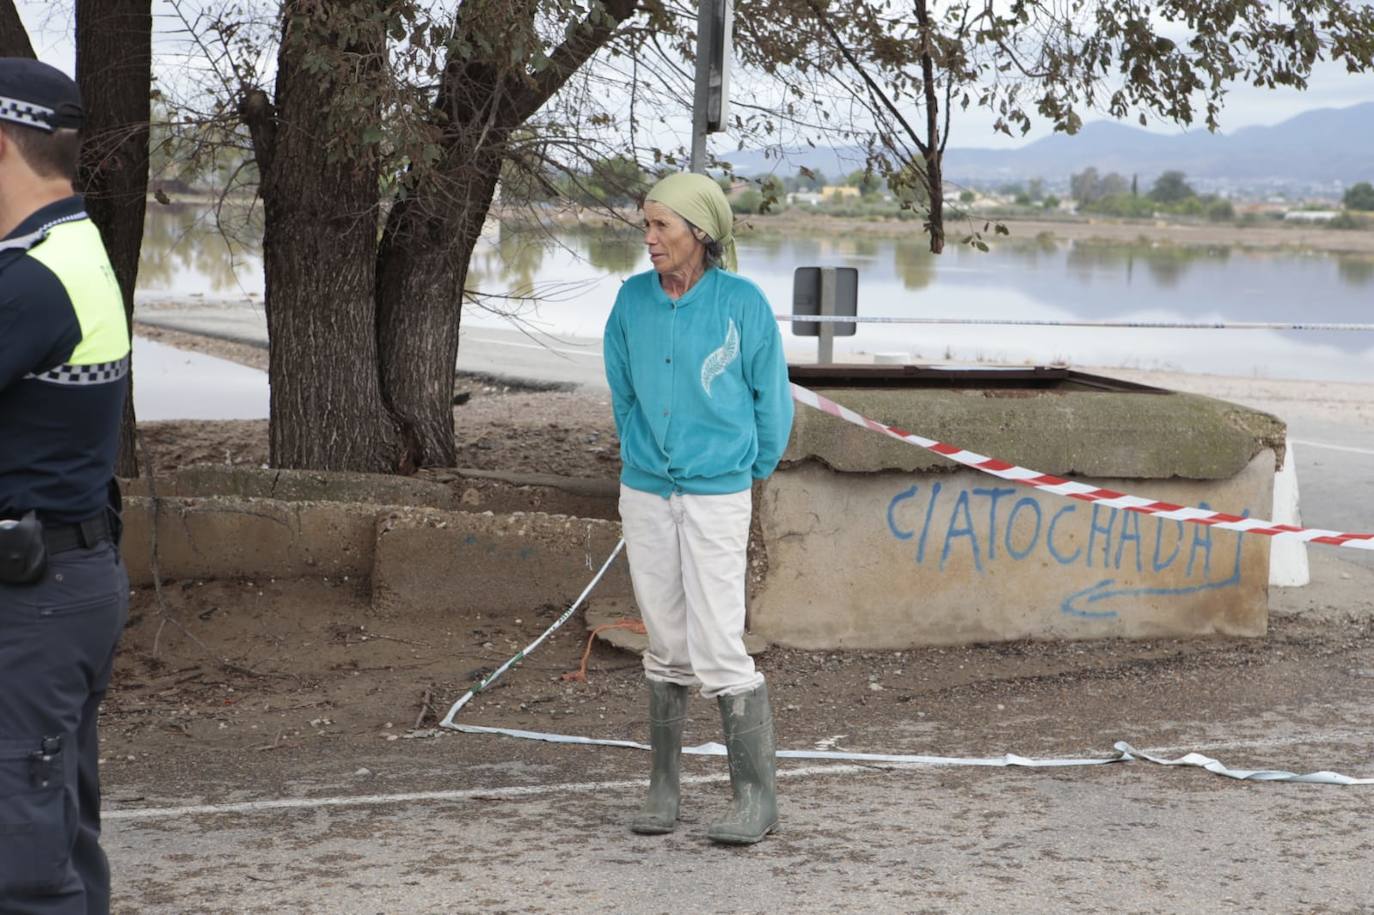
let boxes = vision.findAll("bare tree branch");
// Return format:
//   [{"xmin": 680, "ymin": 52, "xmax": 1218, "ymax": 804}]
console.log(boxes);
[{"xmin": 507, "ymin": 0, "xmax": 639, "ymax": 124}]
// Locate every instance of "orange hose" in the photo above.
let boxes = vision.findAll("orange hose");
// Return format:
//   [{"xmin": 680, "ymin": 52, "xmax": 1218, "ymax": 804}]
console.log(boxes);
[{"xmin": 561, "ymin": 619, "xmax": 647, "ymax": 682}]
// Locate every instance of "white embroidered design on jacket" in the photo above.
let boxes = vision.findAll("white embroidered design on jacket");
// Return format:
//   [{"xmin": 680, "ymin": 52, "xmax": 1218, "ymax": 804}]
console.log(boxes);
[{"xmin": 700, "ymin": 319, "xmax": 740, "ymax": 397}]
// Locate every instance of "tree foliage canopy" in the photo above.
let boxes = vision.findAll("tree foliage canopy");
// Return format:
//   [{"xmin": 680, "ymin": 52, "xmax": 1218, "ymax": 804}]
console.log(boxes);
[
  {"xmin": 1344, "ymin": 181, "xmax": 1374, "ymax": 212},
  {"xmin": 53, "ymin": 0, "xmax": 1374, "ymax": 471},
  {"xmin": 1149, "ymin": 170, "xmax": 1196, "ymax": 203},
  {"xmin": 734, "ymin": 0, "xmax": 1374, "ymax": 249}
]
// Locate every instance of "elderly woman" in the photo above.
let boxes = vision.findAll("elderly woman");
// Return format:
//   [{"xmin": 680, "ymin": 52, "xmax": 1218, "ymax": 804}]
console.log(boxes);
[{"xmin": 602, "ymin": 172, "xmax": 794, "ymax": 845}]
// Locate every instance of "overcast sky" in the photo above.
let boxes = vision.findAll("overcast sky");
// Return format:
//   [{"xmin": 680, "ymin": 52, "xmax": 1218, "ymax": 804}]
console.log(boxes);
[{"xmin": 15, "ymin": 0, "xmax": 1374, "ymax": 151}]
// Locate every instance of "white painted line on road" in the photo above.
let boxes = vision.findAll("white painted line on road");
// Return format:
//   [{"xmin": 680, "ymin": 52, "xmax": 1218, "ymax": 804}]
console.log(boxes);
[
  {"xmin": 462, "ymin": 334, "xmax": 602, "ymax": 359},
  {"xmin": 1291, "ymin": 438, "xmax": 1374, "ymax": 457},
  {"xmin": 104, "ymin": 764, "xmax": 872, "ymax": 822}
]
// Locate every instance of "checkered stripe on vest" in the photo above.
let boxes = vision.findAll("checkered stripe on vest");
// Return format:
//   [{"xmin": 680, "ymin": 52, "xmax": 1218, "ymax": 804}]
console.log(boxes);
[
  {"xmin": 25, "ymin": 355, "xmax": 130, "ymax": 386},
  {"xmin": 0, "ymin": 94, "xmax": 55, "ymax": 132}
]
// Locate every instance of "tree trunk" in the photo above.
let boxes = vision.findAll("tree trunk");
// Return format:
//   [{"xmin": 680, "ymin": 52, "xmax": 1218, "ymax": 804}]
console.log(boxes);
[
  {"xmin": 0, "ymin": 0, "xmax": 33, "ymax": 58},
  {"xmin": 925, "ymin": 149, "xmax": 945, "ymax": 254},
  {"xmin": 375, "ymin": 154, "xmax": 502, "ymax": 468},
  {"xmin": 76, "ymin": 0, "xmax": 151, "ymax": 479},
  {"xmin": 250, "ymin": 2, "xmax": 403, "ymax": 472},
  {"xmin": 373, "ymin": 0, "xmax": 637, "ymax": 469}
]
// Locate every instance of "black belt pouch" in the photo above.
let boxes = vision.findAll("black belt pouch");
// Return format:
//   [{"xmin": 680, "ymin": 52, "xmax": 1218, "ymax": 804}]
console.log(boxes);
[{"xmin": 0, "ymin": 511, "xmax": 47, "ymax": 585}]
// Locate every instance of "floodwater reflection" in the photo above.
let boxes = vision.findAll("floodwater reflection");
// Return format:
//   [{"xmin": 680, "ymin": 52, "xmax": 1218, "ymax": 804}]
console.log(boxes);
[
  {"xmin": 138, "ymin": 202, "xmax": 264, "ymax": 300},
  {"xmin": 133, "ymin": 206, "xmax": 1374, "ymax": 381}
]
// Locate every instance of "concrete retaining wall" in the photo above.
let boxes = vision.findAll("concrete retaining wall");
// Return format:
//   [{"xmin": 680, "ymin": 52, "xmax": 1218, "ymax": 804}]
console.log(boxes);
[
  {"xmin": 371, "ymin": 509, "xmax": 630, "ymax": 617},
  {"xmin": 439, "ymin": 469, "xmax": 618, "ymax": 520},
  {"xmin": 120, "ymin": 498, "xmax": 633, "ymax": 616},
  {"xmin": 122, "ymin": 497, "xmax": 378, "ymax": 586},
  {"xmin": 118, "ymin": 380, "xmax": 1283, "ymax": 647},
  {"xmin": 121, "ymin": 466, "xmax": 458, "ymax": 508}
]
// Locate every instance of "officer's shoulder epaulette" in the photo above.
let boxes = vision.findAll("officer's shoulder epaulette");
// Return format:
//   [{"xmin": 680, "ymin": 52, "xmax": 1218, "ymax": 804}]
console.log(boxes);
[
  {"xmin": 0, "ymin": 211, "xmax": 90, "ymax": 260},
  {"xmin": 0, "ymin": 226, "xmax": 49, "ymax": 256}
]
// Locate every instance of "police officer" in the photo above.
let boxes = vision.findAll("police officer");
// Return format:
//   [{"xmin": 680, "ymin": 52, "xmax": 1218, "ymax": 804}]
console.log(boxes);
[{"xmin": 0, "ymin": 59, "xmax": 131, "ymax": 914}]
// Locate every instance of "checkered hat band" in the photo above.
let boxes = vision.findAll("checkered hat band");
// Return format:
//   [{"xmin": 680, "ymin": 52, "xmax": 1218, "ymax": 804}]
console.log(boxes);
[
  {"xmin": 25, "ymin": 356, "xmax": 130, "ymax": 386},
  {"xmin": 0, "ymin": 94, "xmax": 56, "ymax": 132}
]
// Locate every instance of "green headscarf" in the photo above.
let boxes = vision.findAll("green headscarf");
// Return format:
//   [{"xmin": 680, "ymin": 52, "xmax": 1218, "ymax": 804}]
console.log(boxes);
[{"xmin": 644, "ymin": 172, "xmax": 738, "ymax": 272}]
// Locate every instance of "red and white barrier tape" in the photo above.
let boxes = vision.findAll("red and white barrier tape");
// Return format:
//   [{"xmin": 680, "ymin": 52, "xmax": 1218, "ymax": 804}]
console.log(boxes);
[
  {"xmin": 791, "ymin": 383, "xmax": 1374, "ymax": 552},
  {"xmin": 776, "ymin": 314, "xmax": 1374, "ymax": 332}
]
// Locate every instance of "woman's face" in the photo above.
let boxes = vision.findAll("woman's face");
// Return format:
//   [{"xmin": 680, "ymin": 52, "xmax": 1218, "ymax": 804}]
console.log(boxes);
[{"xmin": 643, "ymin": 201, "xmax": 705, "ymax": 277}]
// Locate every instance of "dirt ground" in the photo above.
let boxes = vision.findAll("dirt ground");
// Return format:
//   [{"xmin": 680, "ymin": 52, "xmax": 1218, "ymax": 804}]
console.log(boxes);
[
  {"xmin": 106, "ymin": 558, "xmax": 1374, "ymax": 765},
  {"xmin": 108, "ymin": 326, "xmax": 1374, "ymax": 799}
]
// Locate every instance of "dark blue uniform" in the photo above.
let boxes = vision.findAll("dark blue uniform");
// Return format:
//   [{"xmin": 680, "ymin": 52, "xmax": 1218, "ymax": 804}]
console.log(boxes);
[{"xmin": 1, "ymin": 59, "xmax": 131, "ymax": 914}]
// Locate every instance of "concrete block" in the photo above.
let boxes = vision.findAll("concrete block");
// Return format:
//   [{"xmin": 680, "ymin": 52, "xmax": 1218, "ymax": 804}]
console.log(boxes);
[
  {"xmin": 371, "ymin": 509, "xmax": 632, "ymax": 617},
  {"xmin": 121, "ymin": 496, "xmax": 377, "ymax": 587},
  {"xmin": 445, "ymin": 469, "xmax": 617, "ymax": 519},
  {"xmin": 121, "ymin": 466, "xmax": 458, "ymax": 509},
  {"xmin": 785, "ymin": 387, "xmax": 1286, "ymax": 480},
  {"xmin": 752, "ymin": 452, "xmax": 1276, "ymax": 648}
]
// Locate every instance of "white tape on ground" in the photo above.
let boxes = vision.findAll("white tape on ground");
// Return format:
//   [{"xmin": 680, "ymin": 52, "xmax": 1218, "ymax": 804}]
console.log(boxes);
[
  {"xmin": 455, "ymin": 724, "xmax": 1374, "ymax": 785},
  {"xmin": 453, "ymin": 723, "xmax": 1123, "ymax": 768},
  {"xmin": 438, "ymin": 539, "xmax": 626, "ymax": 726},
  {"xmin": 102, "ymin": 733, "xmax": 1374, "ymax": 822},
  {"xmin": 1113, "ymin": 742, "xmax": 1374, "ymax": 785}
]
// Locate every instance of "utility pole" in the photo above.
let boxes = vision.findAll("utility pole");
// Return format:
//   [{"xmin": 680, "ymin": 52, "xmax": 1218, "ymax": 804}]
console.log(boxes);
[{"xmin": 690, "ymin": 0, "xmax": 733, "ymax": 174}]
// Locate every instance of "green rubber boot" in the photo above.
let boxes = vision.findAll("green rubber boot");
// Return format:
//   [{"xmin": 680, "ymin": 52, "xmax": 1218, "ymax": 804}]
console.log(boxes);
[
  {"xmin": 707, "ymin": 683, "xmax": 778, "ymax": 845},
  {"xmin": 630, "ymin": 680, "xmax": 689, "ymax": 835}
]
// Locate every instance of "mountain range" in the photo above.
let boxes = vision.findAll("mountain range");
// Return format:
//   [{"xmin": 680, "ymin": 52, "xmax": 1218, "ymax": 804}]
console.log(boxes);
[{"xmin": 724, "ymin": 102, "xmax": 1374, "ymax": 188}]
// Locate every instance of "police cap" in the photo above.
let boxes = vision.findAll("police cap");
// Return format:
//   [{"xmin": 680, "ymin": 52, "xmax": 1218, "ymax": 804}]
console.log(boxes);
[{"xmin": 0, "ymin": 58, "xmax": 85, "ymax": 133}]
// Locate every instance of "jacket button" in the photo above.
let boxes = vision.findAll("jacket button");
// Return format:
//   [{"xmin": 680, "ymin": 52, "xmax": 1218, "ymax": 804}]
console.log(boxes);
[{"xmin": 665, "ymin": 357, "xmax": 671, "ymax": 363}]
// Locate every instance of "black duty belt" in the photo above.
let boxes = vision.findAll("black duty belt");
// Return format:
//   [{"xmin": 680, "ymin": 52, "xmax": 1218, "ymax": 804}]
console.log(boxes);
[{"xmin": 42, "ymin": 513, "xmax": 113, "ymax": 555}]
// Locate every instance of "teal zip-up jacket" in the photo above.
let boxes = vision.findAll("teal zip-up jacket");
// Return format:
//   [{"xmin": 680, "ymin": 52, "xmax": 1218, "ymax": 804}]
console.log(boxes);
[{"xmin": 603, "ymin": 267, "xmax": 794, "ymax": 497}]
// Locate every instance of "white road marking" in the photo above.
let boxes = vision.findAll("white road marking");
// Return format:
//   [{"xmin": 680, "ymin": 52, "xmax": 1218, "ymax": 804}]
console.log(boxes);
[
  {"xmin": 461, "ymin": 334, "xmax": 602, "ymax": 359},
  {"xmin": 105, "ymin": 765, "xmax": 870, "ymax": 822},
  {"xmin": 1291, "ymin": 439, "xmax": 1374, "ymax": 457}
]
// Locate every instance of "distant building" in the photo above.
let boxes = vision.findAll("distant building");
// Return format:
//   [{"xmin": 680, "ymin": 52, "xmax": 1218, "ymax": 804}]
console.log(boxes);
[
  {"xmin": 1283, "ymin": 210, "xmax": 1341, "ymax": 223},
  {"xmin": 822, "ymin": 185, "xmax": 861, "ymax": 201},
  {"xmin": 789, "ymin": 191, "xmax": 825, "ymax": 207}
]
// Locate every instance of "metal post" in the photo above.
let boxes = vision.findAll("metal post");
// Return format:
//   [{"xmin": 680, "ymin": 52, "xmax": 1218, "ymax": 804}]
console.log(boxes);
[
  {"xmin": 818, "ymin": 267, "xmax": 836, "ymax": 364},
  {"xmin": 689, "ymin": 1, "xmax": 712, "ymax": 174}
]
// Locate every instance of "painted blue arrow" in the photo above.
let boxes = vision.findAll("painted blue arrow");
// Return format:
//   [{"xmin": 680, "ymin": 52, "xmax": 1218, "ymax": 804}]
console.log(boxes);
[{"xmin": 1061, "ymin": 565, "xmax": 1242, "ymax": 619}]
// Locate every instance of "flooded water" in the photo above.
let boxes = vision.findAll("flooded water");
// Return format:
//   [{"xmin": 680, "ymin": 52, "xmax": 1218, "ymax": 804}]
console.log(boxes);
[{"xmin": 135, "ymin": 205, "xmax": 1374, "ymax": 382}]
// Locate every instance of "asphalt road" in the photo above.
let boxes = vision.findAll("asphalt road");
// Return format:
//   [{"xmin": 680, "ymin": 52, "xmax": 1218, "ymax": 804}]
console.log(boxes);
[
  {"xmin": 103, "ymin": 746, "xmax": 1374, "ymax": 914},
  {"xmin": 135, "ymin": 300, "xmax": 611, "ymax": 391}
]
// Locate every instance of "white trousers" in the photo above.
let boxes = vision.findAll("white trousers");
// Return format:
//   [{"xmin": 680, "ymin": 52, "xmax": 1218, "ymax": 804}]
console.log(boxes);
[{"xmin": 618, "ymin": 485, "xmax": 764, "ymax": 699}]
